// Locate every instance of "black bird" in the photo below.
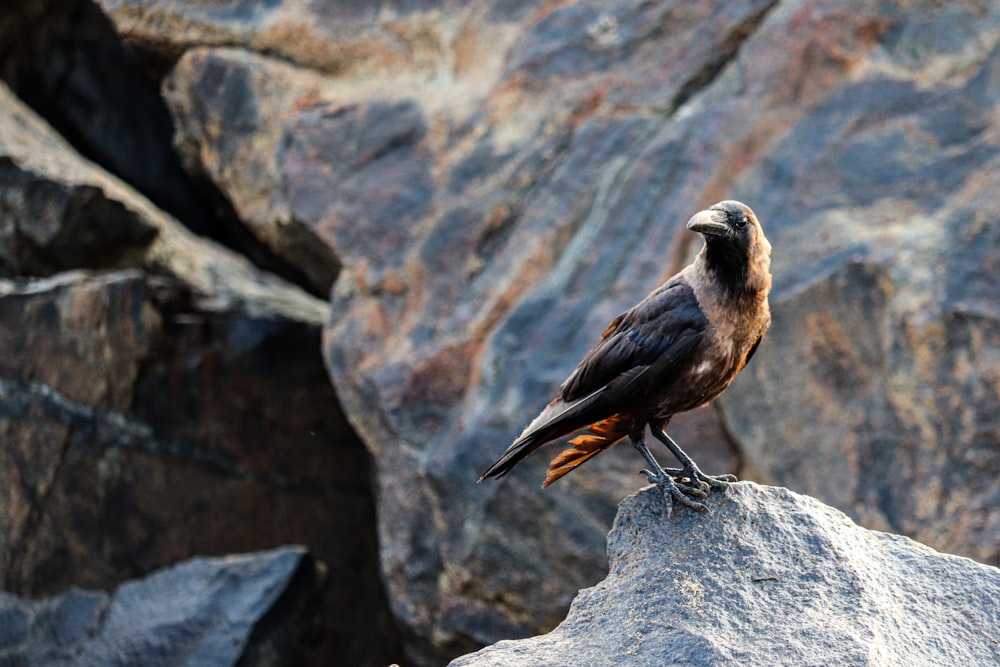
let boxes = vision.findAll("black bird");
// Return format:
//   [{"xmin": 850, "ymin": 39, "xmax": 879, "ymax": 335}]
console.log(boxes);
[{"xmin": 478, "ymin": 200, "xmax": 772, "ymax": 510}]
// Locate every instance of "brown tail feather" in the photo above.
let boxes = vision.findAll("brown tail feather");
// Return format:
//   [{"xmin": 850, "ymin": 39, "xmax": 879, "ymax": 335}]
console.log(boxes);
[
  {"xmin": 542, "ymin": 415, "xmax": 631, "ymax": 487},
  {"xmin": 479, "ymin": 389, "xmax": 608, "ymax": 483}
]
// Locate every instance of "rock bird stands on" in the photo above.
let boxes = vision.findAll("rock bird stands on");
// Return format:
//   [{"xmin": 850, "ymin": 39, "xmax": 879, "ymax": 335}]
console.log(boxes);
[{"xmin": 479, "ymin": 200, "xmax": 771, "ymax": 511}]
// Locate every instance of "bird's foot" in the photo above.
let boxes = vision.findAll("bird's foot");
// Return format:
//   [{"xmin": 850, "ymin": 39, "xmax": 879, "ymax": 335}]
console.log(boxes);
[
  {"xmin": 640, "ymin": 468, "xmax": 709, "ymax": 512},
  {"xmin": 647, "ymin": 428, "xmax": 737, "ymax": 494},
  {"xmin": 673, "ymin": 465, "xmax": 737, "ymax": 492}
]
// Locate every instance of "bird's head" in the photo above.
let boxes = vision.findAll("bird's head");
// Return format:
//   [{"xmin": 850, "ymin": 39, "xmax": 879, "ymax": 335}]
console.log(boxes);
[{"xmin": 686, "ymin": 200, "xmax": 771, "ymax": 293}]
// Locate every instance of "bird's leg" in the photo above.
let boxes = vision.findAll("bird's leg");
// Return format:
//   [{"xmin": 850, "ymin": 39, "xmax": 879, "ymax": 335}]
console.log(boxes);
[
  {"xmin": 650, "ymin": 426, "xmax": 737, "ymax": 491},
  {"xmin": 630, "ymin": 434, "xmax": 708, "ymax": 512}
]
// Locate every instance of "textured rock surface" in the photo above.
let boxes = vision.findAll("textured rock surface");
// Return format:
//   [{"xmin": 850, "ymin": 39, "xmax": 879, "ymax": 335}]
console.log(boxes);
[
  {"xmin": 0, "ymin": 547, "xmax": 322, "ymax": 667},
  {"xmin": 0, "ymin": 79, "xmax": 323, "ymax": 322},
  {"xmin": 452, "ymin": 483, "xmax": 1000, "ymax": 666},
  {"xmin": 163, "ymin": 48, "xmax": 340, "ymax": 296},
  {"xmin": 0, "ymin": 270, "xmax": 402, "ymax": 665},
  {"xmin": 0, "ymin": 0, "xmax": 317, "ymax": 287},
  {"xmin": 0, "ymin": 19, "xmax": 408, "ymax": 661},
  {"xmin": 91, "ymin": 0, "xmax": 1000, "ymax": 659},
  {"xmin": 0, "ymin": 0, "xmax": 991, "ymax": 663},
  {"xmin": 0, "ymin": 4, "xmax": 403, "ymax": 665},
  {"xmin": 723, "ymin": 57, "xmax": 1000, "ymax": 563}
]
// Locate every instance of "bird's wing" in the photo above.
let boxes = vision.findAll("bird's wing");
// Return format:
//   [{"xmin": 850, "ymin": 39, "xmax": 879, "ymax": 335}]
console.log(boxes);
[
  {"xmin": 477, "ymin": 280, "xmax": 708, "ymax": 484},
  {"xmin": 560, "ymin": 280, "xmax": 709, "ymax": 402}
]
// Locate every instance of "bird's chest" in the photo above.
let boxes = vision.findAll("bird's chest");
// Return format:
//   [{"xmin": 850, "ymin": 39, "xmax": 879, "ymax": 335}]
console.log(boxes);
[
  {"xmin": 659, "ymin": 306, "xmax": 763, "ymax": 414},
  {"xmin": 703, "ymin": 315, "xmax": 757, "ymax": 374},
  {"xmin": 681, "ymin": 337, "xmax": 743, "ymax": 404}
]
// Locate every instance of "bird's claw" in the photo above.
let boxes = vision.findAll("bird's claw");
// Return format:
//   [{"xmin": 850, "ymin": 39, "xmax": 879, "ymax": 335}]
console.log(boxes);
[
  {"xmin": 675, "ymin": 465, "xmax": 737, "ymax": 490},
  {"xmin": 638, "ymin": 462, "xmax": 739, "ymax": 512},
  {"xmin": 663, "ymin": 481, "xmax": 709, "ymax": 512},
  {"xmin": 640, "ymin": 473, "xmax": 708, "ymax": 498},
  {"xmin": 639, "ymin": 468, "xmax": 710, "ymax": 511}
]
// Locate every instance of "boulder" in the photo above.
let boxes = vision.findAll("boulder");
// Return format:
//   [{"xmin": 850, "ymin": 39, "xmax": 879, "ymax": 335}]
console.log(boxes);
[
  {"xmin": 0, "ymin": 270, "xmax": 403, "ymax": 665},
  {"xmin": 152, "ymin": 1, "xmax": 779, "ymax": 655},
  {"xmin": 99, "ymin": 0, "xmax": 1000, "ymax": 659},
  {"xmin": 0, "ymin": 78, "xmax": 324, "ymax": 322},
  {"xmin": 452, "ymin": 483, "xmax": 1000, "ymax": 666},
  {"xmin": 0, "ymin": 0, "xmax": 317, "ymax": 288},
  {"xmin": 0, "ymin": 546, "xmax": 322, "ymax": 667},
  {"xmin": 163, "ymin": 48, "xmax": 339, "ymax": 296},
  {"xmin": 0, "ymin": 5, "xmax": 404, "ymax": 665}
]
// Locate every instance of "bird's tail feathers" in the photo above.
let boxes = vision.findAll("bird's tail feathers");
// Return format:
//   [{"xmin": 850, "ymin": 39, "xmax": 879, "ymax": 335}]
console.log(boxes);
[
  {"xmin": 478, "ymin": 390, "xmax": 604, "ymax": 483},
  {"xmin": 542, "ymin": 414, "xmax": 631, "ymax": 487}
]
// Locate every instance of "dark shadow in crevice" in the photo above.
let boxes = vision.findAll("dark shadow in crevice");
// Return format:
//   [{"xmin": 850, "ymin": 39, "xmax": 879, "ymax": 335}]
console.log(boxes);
[{"xmin": 0, "ymin": 0, "xmax": 328, "ymax": 298}]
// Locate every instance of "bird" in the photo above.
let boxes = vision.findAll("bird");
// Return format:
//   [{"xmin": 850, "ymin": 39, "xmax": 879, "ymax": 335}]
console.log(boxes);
[{"xmin": 478, "ymin": 200, "xmax": 771, "ymax": 511}]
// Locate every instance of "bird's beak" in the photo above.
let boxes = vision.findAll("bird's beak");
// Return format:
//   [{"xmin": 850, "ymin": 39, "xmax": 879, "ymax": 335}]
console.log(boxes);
[{"xmin": 686, "ymin": 209, "xmax": 730, "ymax": 238}]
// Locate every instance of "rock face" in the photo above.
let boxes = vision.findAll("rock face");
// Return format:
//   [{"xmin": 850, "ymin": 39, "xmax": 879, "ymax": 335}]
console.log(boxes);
[
  {"xmin": 0, "ymin": 269, "xmax": 402, "ymax": 665},
  {"xmin": 0, "ymin": 547, "xmax": 322, "ymax": 667},
  {"xmin": 0, "ymin": 78, "xmax": 322, "ymax": 321},
  {"xmin": 0, "ymin": 43, "xmax": 401, "ymax": 666},
  {"xmin": 0, "ymin": 0, "xmax": 316, "ymax": 288},
  {"xmin": 134, "ymin": 0, "xmax": 1000, "ymax": 656},
  {"xmin": 3, "ymin": 0, "xmax": 1000, "ymax": 664},
  {"xmin": 452, "ymin": 483, "xmax": 1000, "ymax": 666}
]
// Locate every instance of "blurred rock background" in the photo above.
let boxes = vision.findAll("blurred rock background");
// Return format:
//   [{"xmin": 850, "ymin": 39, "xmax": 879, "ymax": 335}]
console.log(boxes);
[{"xmin": 1, "ymin": 0, "xmax": 998, "ymax": 665}]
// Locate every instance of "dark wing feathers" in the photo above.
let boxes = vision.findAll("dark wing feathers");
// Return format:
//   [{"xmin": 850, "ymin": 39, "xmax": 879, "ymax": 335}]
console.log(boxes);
[
  {"xmin": 560, "ymin": 281, "xmax": 709, "ymax": 402},
  {"xmin": 478, "ymin": 280, "xmax": 709, "ymax": 484}
]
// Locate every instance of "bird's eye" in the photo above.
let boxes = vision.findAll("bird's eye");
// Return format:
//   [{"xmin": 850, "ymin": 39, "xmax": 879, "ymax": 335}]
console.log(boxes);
[{"xmin": 735, "ymin": 215, "xmax": 749, "ymax": 229}]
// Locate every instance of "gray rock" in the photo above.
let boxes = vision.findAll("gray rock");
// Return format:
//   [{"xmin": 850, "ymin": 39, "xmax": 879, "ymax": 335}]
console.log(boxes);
[
  {"xmin": 84, "ymin": 0, "xmax": 1000, "ymax": 661},
  {"xmin": 0, "ymin": 4, "xmax": 403, "ymax": 665},
  {"xmin": 164, "ymin": 48, "xmax": 340, "ymax": 296},
  {"xmin": 452, "ymin": 482, "xmax": 1000, "ymax": 666},
  {"xmin": 0, "ymin": 270, "xmax": 403, "ymax": 665},
  {"xmin": 0, "ymin": 0, "xmax": 218, "ymax": 239},
  {"xmin": 0, "ymin": 157, "xmax": 157, "ymax": 276},
  {"xmin": 0, "ymin": 78, "xmax": 325, "ymax": 323},
  {"xmin": 720, "ymin": 23, "xmax": 1000, "ymax": 564},
  {"xmin": 0, "ymin": 547, "xmax": 321, "ymax": 667},
  {"xmin": 111, "ymin": 0, "xmax": 1000, "ymax": 659}
]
